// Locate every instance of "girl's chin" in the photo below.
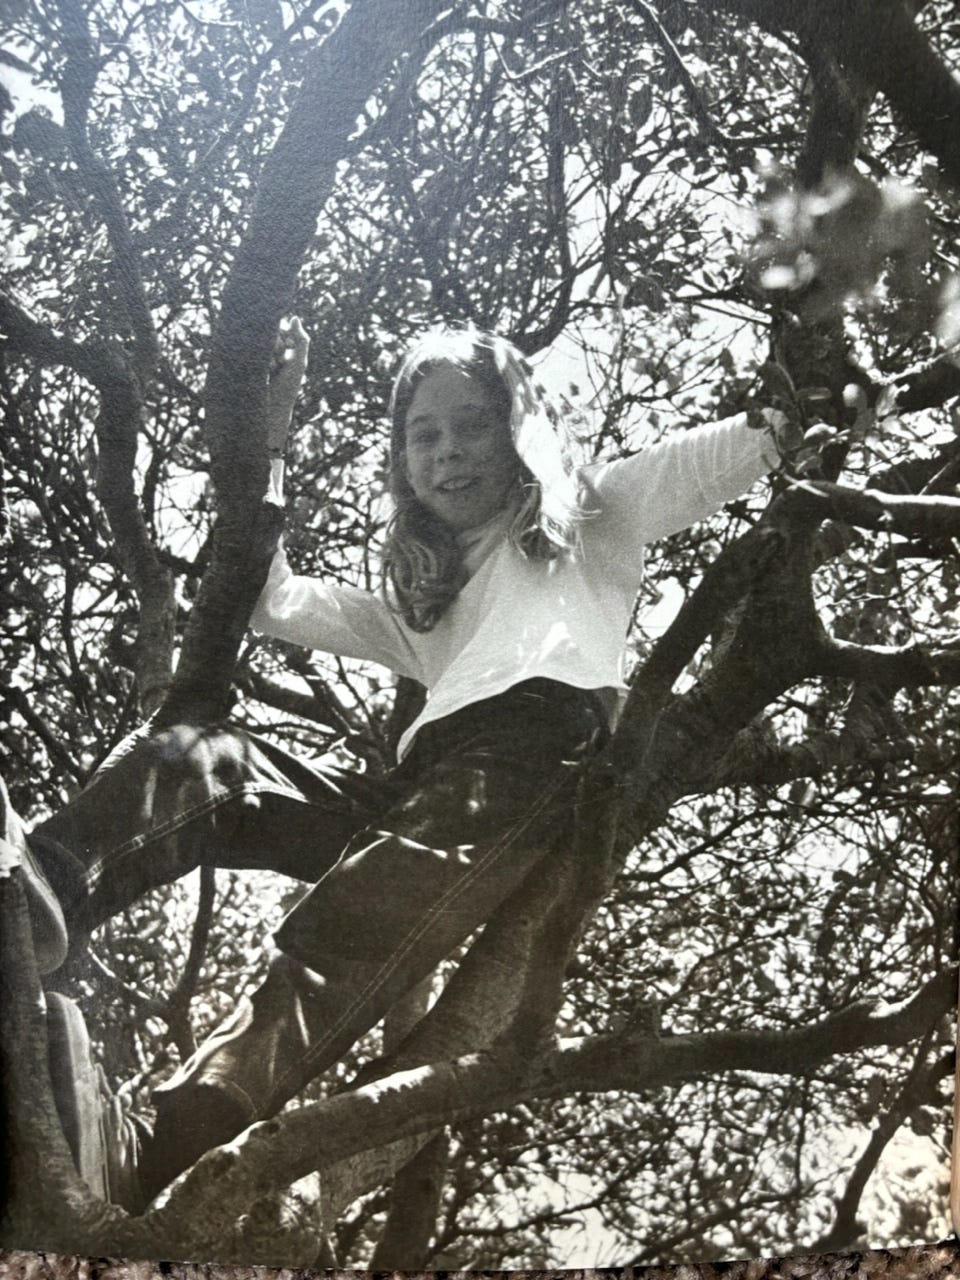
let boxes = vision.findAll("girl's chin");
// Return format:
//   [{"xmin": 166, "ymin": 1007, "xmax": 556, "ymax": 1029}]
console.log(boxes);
[{"xmin": 429, "ymin": 497, "xmax": 493, "ymax": 529}]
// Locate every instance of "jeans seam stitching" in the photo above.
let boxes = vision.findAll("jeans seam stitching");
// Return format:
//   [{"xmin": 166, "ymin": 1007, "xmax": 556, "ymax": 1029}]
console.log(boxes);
[
  {"xmin": 268, "ymin": 766, "xmax": 571, "ymax": 1104},
  {"xmin": 84, "ymin": 785, "xmax": 338, "ymax": 886}
]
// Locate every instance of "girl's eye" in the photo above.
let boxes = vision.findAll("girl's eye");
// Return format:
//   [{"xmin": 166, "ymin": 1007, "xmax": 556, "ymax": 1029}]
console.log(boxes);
[{"xmin": 408, "ymin": 428, "xmax": 437, "ymax": 447}]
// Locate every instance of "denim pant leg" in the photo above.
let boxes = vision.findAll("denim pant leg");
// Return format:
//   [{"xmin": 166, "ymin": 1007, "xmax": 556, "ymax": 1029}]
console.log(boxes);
[
  {"xmin": 31, "ymin": 723, "xmax": 390, "ymax": 935},
  {"xmin": 156, "ymin": 683, "xmax": 605, "ymax": 1124}
]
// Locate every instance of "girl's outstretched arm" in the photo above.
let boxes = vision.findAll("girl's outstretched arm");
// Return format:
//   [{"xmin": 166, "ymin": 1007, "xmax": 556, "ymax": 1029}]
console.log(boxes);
[{"xmin": 581, "ymin": 409, "xmax": 789, "ymax": 562}]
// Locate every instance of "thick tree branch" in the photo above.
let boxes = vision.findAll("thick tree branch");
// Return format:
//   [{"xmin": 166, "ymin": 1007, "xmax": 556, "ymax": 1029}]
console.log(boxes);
[
  {"xmin": 238, "ymin": 670, "xmax": 345, "ymax": 733},
  {"xmin": 819, "ymin": 0, "xmax": 960, "ymax": 189},
  {"xmin": 0, "ymin": 293, "xmax": 108, "ymax": 383},
  {"xmin": 111, "ymin": 966, "xmax": 956, "ymax": 1263},
  {"xmin": 163, "ymin": 0, "xmax": 449, "ymax": 724},
  {"xmin": 611, "ymin": 514, "xmax": 827, "ymax": 855},
  {"xmin": 91, "ymin": 349, "xmax": 175, "ymax": 714},
  {"xmin": 786, "ymin": 477, "xmax": 960, "ymax": 540},
  {"xmin": 318, "ymin": 1135, "xmax": 431, "ymax": 1233},
  {"xmin": 703, "ymin": 0, "xmax": 960, "ymax": 187},
  {"xmin": 552, "ymin": 964, "xmax": 957, "ymax": 1094},
  {"xmin": 160, "ymin": 1, "xmax": 341, "ymax": 227},
  {"xmin": 363, "ymin": 983, "xmax": 447, "ymax": 1267},
  {"xmin": 368, "ymin": 1131, "xmax": 448, "ymax": 1269},
  {"xmin": 819, "ymin": 638, "xmax": 960, "ymax": 687},
  {"xmin": 608, "ymin": 521, "xmax": 787, "ymax": 782},
  {"xmin": 708, "ymin": 724, "xmax": 902, "ymax": 791},
  {"xmin": 796, "ymin": 38, "xmax": 873, "ymax": 187}
]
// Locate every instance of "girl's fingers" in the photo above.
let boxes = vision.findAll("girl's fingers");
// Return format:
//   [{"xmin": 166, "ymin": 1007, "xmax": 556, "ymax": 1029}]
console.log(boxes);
[
  {"xmin": 287, "ymin": 317, "xmax": 310, "ymax": 364},
  {"xmin": 270, "ymin": 318, "xmax": 310, "ymax": 376}
]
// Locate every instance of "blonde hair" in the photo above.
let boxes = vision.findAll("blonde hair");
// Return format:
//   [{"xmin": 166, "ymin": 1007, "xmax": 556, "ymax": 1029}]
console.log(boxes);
[{"xmin": 382, "ymin": 327, "xmax": 582, "ymax": 632}]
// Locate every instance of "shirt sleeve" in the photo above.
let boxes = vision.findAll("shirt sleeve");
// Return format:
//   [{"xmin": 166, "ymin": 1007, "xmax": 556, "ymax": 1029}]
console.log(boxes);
[
  {"xmin": 582, "ymin": 410, "xmax": 782, "ymax": 551},
  {"xmin": 249, "ymin": 544, "xmax": 422, "ymax": 680}
]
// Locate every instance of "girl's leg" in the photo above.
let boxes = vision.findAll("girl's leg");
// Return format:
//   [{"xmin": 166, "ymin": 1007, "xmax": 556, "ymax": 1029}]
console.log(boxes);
[
  {"xmin": 143, "ymin": 682, "xmax": 605, "ymax": 1196},
  {"xmin": 31, "ymin": 723, "xmax": 390, "ymax": 936}
]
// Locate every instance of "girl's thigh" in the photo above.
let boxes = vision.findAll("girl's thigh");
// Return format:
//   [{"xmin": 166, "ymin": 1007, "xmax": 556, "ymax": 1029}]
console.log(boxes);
[
  {"xmin": 274, "ymin": 682, "xmax": 605, "ymax": 972},
  {"xmin": 33, "ymin": 722, "xmax": 394, "ymax": 929}
]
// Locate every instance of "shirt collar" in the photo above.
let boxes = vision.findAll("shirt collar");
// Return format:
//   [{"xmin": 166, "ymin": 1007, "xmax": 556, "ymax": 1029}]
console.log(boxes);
[{"xmin": 457, "ymin": 498, "xmax": 519, "ymax": 578}]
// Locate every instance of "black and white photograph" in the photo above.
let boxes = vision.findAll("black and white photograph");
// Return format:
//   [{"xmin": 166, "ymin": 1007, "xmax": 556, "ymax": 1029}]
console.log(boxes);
[{"xmin": 1, "ymin": 0, "xmax": 959, "ymax": 1270}]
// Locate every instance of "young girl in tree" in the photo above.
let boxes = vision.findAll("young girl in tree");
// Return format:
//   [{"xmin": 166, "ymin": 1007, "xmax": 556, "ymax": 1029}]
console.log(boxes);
[{"xmin": 34, "ymin": 321, "xmax": 788, "ymax": 1205}]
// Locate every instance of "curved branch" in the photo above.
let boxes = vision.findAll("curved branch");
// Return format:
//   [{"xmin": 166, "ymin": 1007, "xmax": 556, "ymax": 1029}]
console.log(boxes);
[
  {"xmin": 786, "ymin": 477, "xmax": 960, "ymax": 539},
  {"xmin": 163, "ymin": 866, "xmax": 217, "ymax": 1059},
  {"xmin": 126, "ymin": 965, "xmax": 956, "ymax": 1263},
  {"xmin": 819, "ymin": 639, "xmax": 960, "ymax": 688},
  {"xmin": 814, "ymin": 1044, "xmax": 954, "ymax": 1253},
  {"xmin": 163, "ymin": 0, "xmax": 449, "ymax": 724},
  {"xmin": 1, "ymin": 292, "xmax": 175, "ymax": 713},
  {"xmin": 703, "ymin": 0, "xmax": 960, "ymax": 187},
  {"xmin": 706, "ymin": 724, "xmax": 920, "ymax": 790}
]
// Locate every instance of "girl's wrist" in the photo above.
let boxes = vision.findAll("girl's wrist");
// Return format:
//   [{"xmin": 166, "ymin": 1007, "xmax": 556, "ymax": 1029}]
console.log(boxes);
[{"xmin": 264, "ymin": 454, "xmax": 286, "ymax": 507}]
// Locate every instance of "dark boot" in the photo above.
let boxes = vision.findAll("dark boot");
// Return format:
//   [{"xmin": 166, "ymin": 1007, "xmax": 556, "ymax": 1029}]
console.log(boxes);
[{"xmin": 135, "ymin": 1082, "xmax": 251, "ymax": 1208}]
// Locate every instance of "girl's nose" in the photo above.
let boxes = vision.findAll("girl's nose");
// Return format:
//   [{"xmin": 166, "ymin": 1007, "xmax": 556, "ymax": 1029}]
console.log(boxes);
[{"xmin": 436, "ymin": 426, "xmax": 464, "ymax": 460}]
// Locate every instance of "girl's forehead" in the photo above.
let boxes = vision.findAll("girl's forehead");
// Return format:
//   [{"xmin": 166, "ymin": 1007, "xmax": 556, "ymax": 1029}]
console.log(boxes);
[{"xmin": 406, "ymin": 363, "xmax": 495, "ymax": 420}]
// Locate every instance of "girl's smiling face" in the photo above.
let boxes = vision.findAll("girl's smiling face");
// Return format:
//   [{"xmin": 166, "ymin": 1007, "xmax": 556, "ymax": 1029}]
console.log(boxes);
[{"xmin": 403, "ymin": 363, "xmax": 520, "ymax": 531}]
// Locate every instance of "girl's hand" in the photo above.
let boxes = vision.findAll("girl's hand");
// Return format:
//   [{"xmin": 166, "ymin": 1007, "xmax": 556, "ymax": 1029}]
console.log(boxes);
[{"xmin": 267, "ymin": 317, "xmax": 310, "ymax": 454}]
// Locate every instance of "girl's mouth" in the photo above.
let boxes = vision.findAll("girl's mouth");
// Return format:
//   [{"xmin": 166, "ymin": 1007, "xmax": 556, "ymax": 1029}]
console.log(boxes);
[{"xmin": 436, "ymin": 477, "xmax": 477, "ymax": 493}]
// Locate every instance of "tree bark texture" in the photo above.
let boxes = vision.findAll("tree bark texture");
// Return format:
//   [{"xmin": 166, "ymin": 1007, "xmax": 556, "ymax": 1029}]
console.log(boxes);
[
  {"xmin": 705, "ymin": 0, "xmax": 960, "ymax": 185},
  {"xmin": 162, "ymin": 0, "xmax": 449, "ymax": 724},
  {"xmin": 0, "ymin": 297, "xmax": 175, "ymax": 712}
]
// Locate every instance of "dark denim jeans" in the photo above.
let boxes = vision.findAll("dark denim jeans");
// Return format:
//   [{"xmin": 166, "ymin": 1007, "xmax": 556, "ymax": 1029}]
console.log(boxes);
[
  {"xmin": 33, "ymin": 722, "xmax": 386, "ymax": 935},
  {"xmin": 34, "ymin": 680, "xmax": 605, "ymax": 1184}
]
